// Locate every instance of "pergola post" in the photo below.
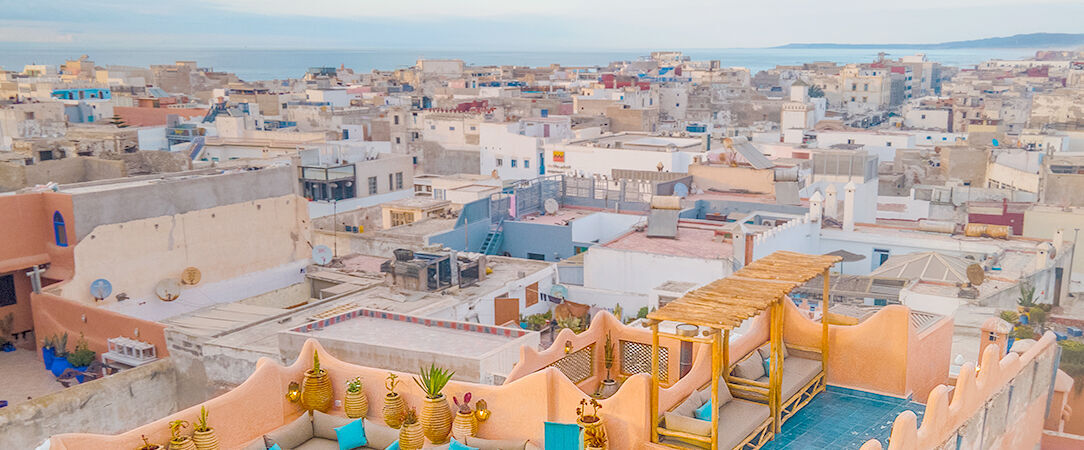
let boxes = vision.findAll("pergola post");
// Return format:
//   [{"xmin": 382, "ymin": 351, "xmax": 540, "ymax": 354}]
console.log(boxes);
[
  {"xmin": 770, "ymin": 301, "xmax": 782, "ymax": 433},
  {"xmin": 722, "ymin": 329, "xmax": 730, "ymax": 385},
  {"xmin": 822, "ymin": 268, "xmax": 830, "ymax": 375},
  {"xmin": 650, "ymin": 322, "xmax": 660, "ymax": 444},
  {"xmin": 710, "ymin": 329, "xmax": 721, "ymax": 449}
]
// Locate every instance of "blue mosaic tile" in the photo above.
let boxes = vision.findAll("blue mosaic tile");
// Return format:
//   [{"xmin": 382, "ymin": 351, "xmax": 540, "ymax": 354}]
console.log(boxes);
[{"xmin": 761, "ymin": 387, "xmax": 925, "ymax": 449}]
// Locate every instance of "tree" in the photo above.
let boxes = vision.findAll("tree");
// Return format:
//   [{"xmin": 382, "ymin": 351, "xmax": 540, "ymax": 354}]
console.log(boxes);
[
  {"xmin": 808, "ymin": 85, "xmax": 825, "ymax": 98},
  {"xmin": 108, "ymin": 114, "xmax": 128, "ymax": 128}
]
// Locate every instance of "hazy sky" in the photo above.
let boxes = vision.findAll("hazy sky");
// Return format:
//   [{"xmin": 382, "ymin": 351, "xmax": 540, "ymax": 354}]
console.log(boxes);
[{"xmin": 1, "ymin": 0, "xmax": 1082, "ymax": 49}]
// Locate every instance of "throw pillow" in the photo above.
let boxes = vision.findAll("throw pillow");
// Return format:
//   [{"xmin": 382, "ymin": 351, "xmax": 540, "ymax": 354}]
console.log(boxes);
[
  {"xmin": 543, "ymin": 422, "xmax": 584, "ymax": 450},
  {"xmin": 264, "ymin": 414, "xmax": 313, "ymax": 449},
  {"xmin": 762, "ymin": 357, "xmax": 770, "ymax": 377},
  {"xmin": 663, "ymin": 413, "xmax": 712, "ymax": 436},
  {"xmin": 314, "ymin": 410, "xmax": 354, "ymax": 440},
  {"xmin": 732, "ymin": 354, "xmax": 765, "ymax": 380},
  {"xmin": 450, "ymin": 438, "xmax": 480, "ymax": 450},
  {"xmin": 334, "ymin": 418, "xmax": 368, "ymax": 450},
  {"xmin": 386, "ymin": 441, "xmax": 400, "ymax": 450},
  {"xmin": 693, "ymin": 400, "xmax": 712, "ymax": 421},
  {"xmin": 268, "ymin": 445, "xmax": 281, "ymax": 450},
  {"xmin": 465, "ymin": 436, "xmax": 530, "ymax": 450}
]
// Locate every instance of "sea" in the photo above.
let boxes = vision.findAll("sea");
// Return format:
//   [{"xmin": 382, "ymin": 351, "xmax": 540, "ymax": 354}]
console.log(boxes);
[{"xmin": 0, "ymin": 46, "xmax": 1048, "ymax": 81}]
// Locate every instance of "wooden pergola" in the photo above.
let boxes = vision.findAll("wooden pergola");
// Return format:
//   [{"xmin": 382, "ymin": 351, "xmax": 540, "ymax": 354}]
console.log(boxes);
[{"xmin": 645, "ymin": 251, "xmax": 841, "ymax": 449}]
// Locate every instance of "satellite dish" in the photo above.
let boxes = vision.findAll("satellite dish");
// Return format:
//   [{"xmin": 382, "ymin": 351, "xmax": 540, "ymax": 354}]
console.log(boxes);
[
  {"xmin": 90, "ymin": 278, "xmax": 112, "ymax": 301},
  {"xmin": 966, "ymin": 264, "xmax": 985, "ymax": 286},
  {"xmin": 543, "ymin": 198, "xmax": 559, "ymax": 215},
  {"xmin": 181, "ymin": 267, "xmax": 202, "ymax": 285},
  {"xmin": 312, "ymin": 245, "xmax": 333, "ymax": 265},
  {"xmin": 550, "ymin": 284, "xmax": 569, "ymax": 299},
  {"xmin": 155, "ymin": 279, "xmax": 181, "ymax": 302},
  {"xmin": 673, "ymin": 182, "xmax": 689, "ymax": 198}
]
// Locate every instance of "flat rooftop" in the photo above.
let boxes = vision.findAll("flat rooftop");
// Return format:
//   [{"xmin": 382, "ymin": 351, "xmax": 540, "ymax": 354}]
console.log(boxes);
[
  {"xmin": 603, "ymin": 221, "xmax": 733, "ymax": 259},
  {"xmin": 295, "ymin": 313, "xmax": 522, "ymax": 357},
  {"xmin": 517, "ymin": 207, "xmax": 599, "ymax": 225},
  {"xmin": 762, "ymin": 386, "xmax": 925, "ymax": 450},
  {"xmin": 568, "ymin": 133, "xmax": 703, "ymax": 151},
  {"xmin": 382, "ymin": 197, "xmax": 451, "ymax": 210},
  {"xmin": 58, "ymin": 165, "xmax": 279, "ymax": 195}
]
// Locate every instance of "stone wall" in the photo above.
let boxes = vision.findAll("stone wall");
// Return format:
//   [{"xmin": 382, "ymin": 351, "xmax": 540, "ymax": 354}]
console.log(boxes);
[
  {"xmin": 0, "ymin": 359, "xmax": 179, "ymax": 450},
  {"xmin": 0, "ymin": 157, "xmax": 127, "ymax": 192}
]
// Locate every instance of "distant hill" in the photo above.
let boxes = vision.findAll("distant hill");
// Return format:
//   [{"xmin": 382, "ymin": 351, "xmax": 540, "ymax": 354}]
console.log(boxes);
[{"xmin": 776, "ymin": 33, "xmax": 1084, "ymax": 50}]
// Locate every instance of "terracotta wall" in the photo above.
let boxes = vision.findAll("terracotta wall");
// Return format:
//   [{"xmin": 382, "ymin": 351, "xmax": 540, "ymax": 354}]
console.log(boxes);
[
  {"xmin": 0, "ymin": 192, "xmax": 75, "ymax": 333},
  {"xmin": 31, "ymin": 291, "xmax": 168, "ymax": 358},
  {"xmin": 859, "ymin": 332, "xmax": 1059, "ymax": 450},
  {"xmin": 905, "ymin": 314, "xmax": 954, "ymax": 402}
]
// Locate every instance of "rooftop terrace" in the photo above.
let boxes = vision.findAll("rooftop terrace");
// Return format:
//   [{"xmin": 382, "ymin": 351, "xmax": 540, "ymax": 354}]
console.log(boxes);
[{"xmin": 603, "ymin": 221, "xmax": 733, "ymax": 259}]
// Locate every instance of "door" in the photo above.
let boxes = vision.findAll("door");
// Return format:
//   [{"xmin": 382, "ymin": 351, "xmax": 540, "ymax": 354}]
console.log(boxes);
[
  {"xmin": 872, "ymin": 249, "xmax": 890, "ymax": 270},
  {"xmin": 494, "ymin": 297, "xmax": 519, "ymax": 327}
]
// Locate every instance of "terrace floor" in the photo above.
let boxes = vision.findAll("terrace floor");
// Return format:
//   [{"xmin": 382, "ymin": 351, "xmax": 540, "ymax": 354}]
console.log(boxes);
[
  {"xmin": 0, "ymin": 345, "xmax": 65, "ymax": 407},
  {"xmin": 762, "ymin": 386, "xmax": 924, "ymax": 450}
]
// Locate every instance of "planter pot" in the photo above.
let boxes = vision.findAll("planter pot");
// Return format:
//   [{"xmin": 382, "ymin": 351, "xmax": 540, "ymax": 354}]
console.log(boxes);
[
  {"xmin": 451, "ymin": 410, "xmax": 477, "ymax": 443},
  {"xmin": 383, "ymin": 393, "xmax": 406, "ymax": 428},
  {"xmin": 301, "ymin": 368, "xmax": 333, "ymax": 413},
  {"xmin": 578, "ymin": 416, "xmax": 607, "ymax": 450},
  {"xmin": 1, "ymin": 342, "xmax": 15, "ymax": 352},
  {"xmin": 399, "ymin": 422, "xmax": 424, "ymax": 450},
  {"xmin": 50, "ymin": 358, "xmax": 72, "ymax": 377},
  {"xmin": 73, "ymin": 365, "xmax": 89, "ymax": 383},
  {"xmin": 193, "ymin": 429, "xmax": 220, "ymax": 450},
  {"xmin": 42, "ymin": 348, "xmax": 55, "ymax": 369},
  {"xmin": 169, "ymin": 438, "xmax": 197, "ymax": 450},
  {"xmin": 420, "ymin": 395, "xmax": 452, "ymax": 444},
  {"xmin": 344, "ymin": 390, "xmax": 369, "ymax": 419},
  {"xmin": 599, "ymin": 379, "xmax": 619, "ymax": 399}
]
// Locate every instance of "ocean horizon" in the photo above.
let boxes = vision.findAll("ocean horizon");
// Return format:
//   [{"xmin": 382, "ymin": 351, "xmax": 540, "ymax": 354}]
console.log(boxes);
[{"xmin": 0, "ymin": 45, "xmax": 1044, "ymax": 81}]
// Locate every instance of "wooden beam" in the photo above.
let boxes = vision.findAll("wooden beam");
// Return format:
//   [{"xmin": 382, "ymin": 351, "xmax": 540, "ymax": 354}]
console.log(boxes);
[
  {"xmin": 722, "ymin": 329, "xmax": 730, "ymax": 384},
  {"xmin": 710, "ymin": 330, "xmax": 721, "ymax": 450},
  {"xmin": 822, "ymin": 268, "xmax": 830, "ymax": 376},
  {"xmin": 651, "ymin": 323, "xmax": 660, "ymax": 444}
]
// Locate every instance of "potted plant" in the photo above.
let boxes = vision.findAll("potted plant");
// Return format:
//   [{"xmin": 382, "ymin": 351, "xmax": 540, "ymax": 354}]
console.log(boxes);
[
  {"xmin": 599, "ymin": 332, "xmax": 618, "ymax": 398},
  {"xmin": 383, "ymin": 373, "xmax": 406, "ymax": 428},
  {"xmin": 414, "ymin": 363, "xmax": 454, "ymax": 444},
  {"xmin": 49, "ymin": 333, "xmax": 70, "ymax": 376},
  {"xmin": 577, "ymin": 398, "xmax": 607, "ymax": 450},
  {"xmin": 0, "ymin": 313, "xmax": 15, "ymax": 352},
  {"xmin": 137, "ymin": 434, "xmax": 162, "ymax": 450},
  {"xmin": 192, "ymin": 406, "xmax": 219, "ymax": 450},
  {"xmin": 301, "ymin": 349, "xmax": 332, "ymax": 413},
  {"xmin": 168, "ymin": 420, "xmax": 196, "ymax": 450},
  {"xmin": 344, "ymin": 376, "xmax": 369, "ymax": 419},
  {"xmin": 398, "ymin": 408, "xmax": 424, "ymax": 450},
  {"xmin": 66, "ymin": 335, "xmax": 96, "ymax": 383},
  {"xmin": 451, "ymin": 392, "xmax": 479, "ymax": 442},
  {"xmin": 41, "ymin": 335, "xmax": 56, "ymax": 369}
]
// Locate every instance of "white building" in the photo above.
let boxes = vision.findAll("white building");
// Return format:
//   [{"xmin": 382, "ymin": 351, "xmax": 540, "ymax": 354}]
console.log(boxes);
[{"xmin": 544, "ymin": 133, "xmax": 707, "ymax": 177}]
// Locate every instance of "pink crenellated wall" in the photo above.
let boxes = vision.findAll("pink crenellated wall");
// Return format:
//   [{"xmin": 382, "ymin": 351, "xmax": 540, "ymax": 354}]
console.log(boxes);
[
  {"xmin": 782, "ymin": 298, "xmax": 952, "ymax": 399},
  {"xmin": 858, "ymin": 332, "xmax": 1059, "ymax": 450}
]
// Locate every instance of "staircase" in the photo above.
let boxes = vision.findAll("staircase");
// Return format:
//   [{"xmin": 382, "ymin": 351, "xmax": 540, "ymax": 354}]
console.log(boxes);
[
  {"xmin": 203, "ymin": 102, "xmax": 227, "ymax": 123},
  {"xmin": 187, "ymin": 136, "xmax": 206, "ymax": 160},
  {"xmin": 481, "ymin": 220, "xmax": 505, "ymax": 255}
]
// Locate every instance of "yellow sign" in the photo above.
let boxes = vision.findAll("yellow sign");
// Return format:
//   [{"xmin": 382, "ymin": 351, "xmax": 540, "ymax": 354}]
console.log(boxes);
[{"xmin": 553, "ymin": 151, "xmax": 565, "ymax": 162}]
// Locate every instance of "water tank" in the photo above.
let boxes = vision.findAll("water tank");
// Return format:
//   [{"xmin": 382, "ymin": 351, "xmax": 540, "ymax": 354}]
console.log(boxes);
[
  {"xmin": 774, "ymin": 167, "xmax": 799, "ymax": 182},
  {"xmin": 986, "ymin": 225, "xmax": 1011, "ymax": 239},
  {"xmin": 964, "ymin": 223, "xmax": 987, "ymax": 237},
  {"xmin": 919, "ymin": 220, "xmax": 956, "ymax": 234},
  {"xmin": 393, "ymin": 249, "xmax": 415, "ymax": 261},
  {"xmin": 650, "ymin": 195, "xmax": 682, "ymax": 210}
]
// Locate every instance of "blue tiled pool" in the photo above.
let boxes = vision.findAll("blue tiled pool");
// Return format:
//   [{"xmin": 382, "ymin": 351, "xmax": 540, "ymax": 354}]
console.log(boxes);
[{"xmin": 761, "ymin": 385, "xmax": 925, "ymax": 450}]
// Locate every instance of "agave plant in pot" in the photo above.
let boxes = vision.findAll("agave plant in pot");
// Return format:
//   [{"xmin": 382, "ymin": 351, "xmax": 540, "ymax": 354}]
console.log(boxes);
[
  {"xmin": 192, "ymin": 406, "xmax": 219, "ymax": 450},
  {"xmin": 599, "ymin": 332, "xmax": 618, "ymax": 398},
  {"xmin": 383, "ymin": 373, "xmax": 406, "ymax": 428},
  {"xmin": 301, "ymin": 349, "xmax": 332, "ymax": 413},
  {"xmin": 48, "ymin": 333, "xmax": 70, "ymax": 377},
  {"xmin": 168, "ymin": 420, "xmax": 196, "ymax": 450},
  {"xmin": 66, "ymin": 334, "xmax": 97, "ymax": 383},
  {"xmin": 344, "ymin": 376, "xmax": 369, "ymax": 419},
  {"xmin": 398, "ymin": 407, "xmax": 424, "ymax": 450},
  {"xmin": 137, "ymin": 434, "xmax": 162, "ymax": 450},
  {"xmin": 414, "ymin": 363, "xmax": 454, "ymax": 444}
]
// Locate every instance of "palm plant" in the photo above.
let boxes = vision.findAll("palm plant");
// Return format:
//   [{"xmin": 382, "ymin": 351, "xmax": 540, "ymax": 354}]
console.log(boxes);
[
  {"xmin": 603, "ymin": 332, "xmax": 615, "ymax": 381},
  {"xmin": 414, "ymin": 364, "xmax": 454, "ymax": 399},
  {"xmin": 1018, "ymin": 282, "xmax": 1037, "ymax": 309},
  {"xmin": 194, "ymin": 406, "xmax": 211, "ymax": 433}
]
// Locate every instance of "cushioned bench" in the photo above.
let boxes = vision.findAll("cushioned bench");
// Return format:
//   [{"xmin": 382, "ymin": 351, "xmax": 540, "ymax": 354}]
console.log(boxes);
[
  {"xmin": 253, "ymin": 411, "xmax": 399, "ymax": 450},
  {"xmin": 728, "ymin": 343, "xmax": 824, "ymax": 423},
  {"xmin": 656, "ymin": 382, "xmax": 772, "ymax": 449}
]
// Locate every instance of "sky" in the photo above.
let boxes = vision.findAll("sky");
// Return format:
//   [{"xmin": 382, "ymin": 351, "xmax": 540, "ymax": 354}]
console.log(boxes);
[{"xmin": 0, "ymin": 0, "xmax": 1082, "ymax": 50}]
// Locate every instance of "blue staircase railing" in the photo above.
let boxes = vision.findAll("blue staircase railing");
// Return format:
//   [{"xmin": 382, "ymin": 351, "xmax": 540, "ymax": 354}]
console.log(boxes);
[{"xmin": 481, "ymin": 219, "xmax": 505, "ymax": 255}]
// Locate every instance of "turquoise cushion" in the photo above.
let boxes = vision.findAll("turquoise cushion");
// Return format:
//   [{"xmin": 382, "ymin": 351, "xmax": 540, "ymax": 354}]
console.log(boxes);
[
  {"xmin": 693, "ymin": 400, "xmax": 712, "ymax": 421},
  {"xmin": 334, "ymin": 418, "xmax": 368, "ymax": 450},
  {"xmin": 386, "ymin": 442, "xmax": 399, "ymax": 450},
  {"xmin": 762, "ymin": 357, "xmax": 770, "ymax": 376},
  {"xmin": 450, "ymin": 439, "xmax": 479, "ymax": 450},
  {"xmin": 269, "ymin": 445, "xmax": 281, "ymax": 450},
  {"xmin": 544, "ymin": 421, "xmax": 584, "ymax": 450}
]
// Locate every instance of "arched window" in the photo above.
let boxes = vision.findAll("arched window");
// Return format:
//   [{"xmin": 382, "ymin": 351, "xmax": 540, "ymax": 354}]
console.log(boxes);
[{"xmin": 53, "ymin": 212, "xmax": 67, "ymax": 247}]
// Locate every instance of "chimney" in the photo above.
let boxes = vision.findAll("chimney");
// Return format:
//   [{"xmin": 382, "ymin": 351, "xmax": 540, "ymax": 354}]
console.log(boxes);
[
  {"xmin": 1053, "ymin": 229, "xmax": 1064, "ymax": 252},
  {"xmin": 843, "ymin": 181, "xmax": 856, "ymax": 232},
  {"xmin": 809, "ymin": 191, "xmax": 824, "ymax": 222},
  {"xmin": 824, "ymin": 184, "xmax": 838, "ymax": 220},
  {"xmin": 1035, "ymin": 243, "xmax": 1052, "ymax": 272}
]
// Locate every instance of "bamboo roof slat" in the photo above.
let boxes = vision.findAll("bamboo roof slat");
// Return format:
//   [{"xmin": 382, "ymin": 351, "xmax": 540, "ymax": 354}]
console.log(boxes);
[{"xmin": 647, "ymin": 251, "xmax": 842, "ymax": 329}]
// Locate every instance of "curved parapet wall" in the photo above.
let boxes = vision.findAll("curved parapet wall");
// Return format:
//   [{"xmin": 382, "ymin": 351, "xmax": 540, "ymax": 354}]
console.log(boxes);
[{"xmin": 859, "ymin": 332, "xmax": 1059, "ymax": 450}]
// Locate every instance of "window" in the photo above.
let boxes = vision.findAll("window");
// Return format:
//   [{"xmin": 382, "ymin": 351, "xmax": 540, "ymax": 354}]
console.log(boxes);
[
  {"xmin": 863, "ymin": 84, "xmax": 869, "ymax": 91},
  {"xmin": 675, "ymin": 103, "xmax": 680, "ymax": 107},
  {"xmin": 24, "ymin": 112, "xmax": 34, "ymax": 120},
  {"xmin": 470, "ymin": 126, "xmax": 476, "ymax": 131},
  {"xmin": 886, "ymin": 142, "xmax": 892, "ymax": 147},
  {"xmin": 511, "ymin": 160, "xmax": 517, "ymax": 168},
  {"xmin": 53, "ymin": 211, "xmax": 67, "ymax": 247},
  {"xmin": 395, "ymin": 137, "xmax": 401, "ymax": 144},
  {"xmin": 0, "ymin": 274, "xmax": 14, "ymax": 307},
  {"xmin": 862, "ymin": 96, "xmax": 868, "ymax": 102},
  {"xmin": 524, "ymin": 160, "xmax": 530, "ymax": 168},
  {"xmin": 388, "ymin": 174, "xmax": 394, "ymax": 190},
  {"xmin": 527, "ymin": 252, "xmax": 546, "ymax": 261},
  {"xmin": 851, "ymin": 83, "xmax": 857, "ymax": 91},
  {"xmin": 395, "ymin": 172, "xmax": 403, "ymax": 190},
  {"xmin": 497, "ymin": 158, "xmax": 503, "ymax": 167},
  {"xmin": 393, "ymin": 115, "xmax": 399, "ymax": 125},
  {"xmin": 449, "ymin": 126, "xmax": 455, "ymax": 131},
  {"xmin": 430, "ymin": 125, "xmax": 436, "ymax": 130},
  {"xmin": 921, "ymin": 114, "xmax": 926, "ymax": 119},
  {"xmin": 850, "ymin": 97, "xmax": 856, "ymax": 102},
  {"xmin": 368, "ymin": 176, "xmax": 377, "ymax": 194}
]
